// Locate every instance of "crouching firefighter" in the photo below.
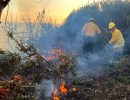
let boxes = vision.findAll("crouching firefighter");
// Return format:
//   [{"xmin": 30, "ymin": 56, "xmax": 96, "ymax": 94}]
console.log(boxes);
[
  {"xmin": 108, "ymin": 22, "xmax": 125, "ymax": 58},
  {"xmin": 82, "ymin": 18, "xmax": 101, "ymax": 54}
]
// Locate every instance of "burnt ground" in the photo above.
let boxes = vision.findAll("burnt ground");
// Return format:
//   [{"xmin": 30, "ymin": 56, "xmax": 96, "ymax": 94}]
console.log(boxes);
[{"xmin": 60, "ymin": 56, "xmax": 130, "ymax": 100}]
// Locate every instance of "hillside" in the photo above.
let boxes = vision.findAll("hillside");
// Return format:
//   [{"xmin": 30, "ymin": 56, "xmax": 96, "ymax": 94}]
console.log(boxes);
[
  {"xmin": 58, "ymin": 0, "xmax": 130, "ymax": 54},
  {"xmin": 0, "ymin": 0, "xmax": 130, "ymax": 100}
]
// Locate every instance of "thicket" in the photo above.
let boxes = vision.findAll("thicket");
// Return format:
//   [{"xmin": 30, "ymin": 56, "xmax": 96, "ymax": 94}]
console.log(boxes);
[{"xmin": 59, "ymin": 0, "xmax": 130, "ymax": 53}]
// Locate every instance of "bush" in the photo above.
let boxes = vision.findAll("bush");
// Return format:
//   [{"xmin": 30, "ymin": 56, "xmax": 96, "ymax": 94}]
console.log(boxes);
[{"xmin": 58, "ymin": 0, "xmax": 130, "ymax": 54}]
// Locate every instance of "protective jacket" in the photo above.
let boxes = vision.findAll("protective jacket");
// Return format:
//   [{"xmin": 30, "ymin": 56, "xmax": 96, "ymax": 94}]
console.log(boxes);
[
  {"xmin": 82, "ymin": 22, "xmax": 101, "ymax": 36},
  {"xmin": 109, "ymin": 28, "xmax": 125, "ymax": 49}
]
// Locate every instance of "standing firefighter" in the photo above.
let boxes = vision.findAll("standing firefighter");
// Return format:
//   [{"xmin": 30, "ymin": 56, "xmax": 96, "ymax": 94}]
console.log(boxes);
[
  {"xmin": 108, "ymin": 22, "xmax": 125, "ymax": 57},
  {"xmin": 82, "ymin": 18, "xmax": 101, "ymax": 54}
]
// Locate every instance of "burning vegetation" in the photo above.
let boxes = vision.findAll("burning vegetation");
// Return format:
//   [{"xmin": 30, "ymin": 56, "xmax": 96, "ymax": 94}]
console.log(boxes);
[
  {"xmin": 0, "ymin": 31, "xmax": 76, "ymax": 99},
  {"xmin": 52, "ymin": 81, "xmax": 77, "ymax": 100},
  {"xmin": 1, "ymin": 0, "xmax": 130, "ymax": 100}
]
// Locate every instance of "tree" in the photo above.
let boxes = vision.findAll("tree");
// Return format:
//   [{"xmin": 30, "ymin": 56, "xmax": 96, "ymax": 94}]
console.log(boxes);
[{"xmin": 0, "ymin": 0, "xmax": 10, "ymax": 22}]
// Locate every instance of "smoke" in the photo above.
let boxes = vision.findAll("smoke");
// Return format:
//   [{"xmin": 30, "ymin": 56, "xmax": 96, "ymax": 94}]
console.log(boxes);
[
  {"xmin": 75, "ymin": 45, "xmax": 112, "ymax": 78},
  {"xmin": 35, "ymin": 79, "xmax": 54, "ymax": 99},
  {"xmin": 13, "ymin": 0, "xmax": 43, "ymax": 13},
  {"xmin": 6, "ymin": 0, "xmax": 130, "ymax": 99},
  {"xmin": 15, "ymin": 0, "xmax": 39, "ymax": 12}
]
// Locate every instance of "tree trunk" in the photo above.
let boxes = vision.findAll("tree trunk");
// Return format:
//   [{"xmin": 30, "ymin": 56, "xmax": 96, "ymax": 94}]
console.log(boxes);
[{"xmin": 0, "ymin": 0, "xmax": 10, "ymax": 22}]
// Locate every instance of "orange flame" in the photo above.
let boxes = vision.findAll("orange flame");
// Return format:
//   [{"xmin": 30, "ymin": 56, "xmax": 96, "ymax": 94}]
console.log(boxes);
[
  {"xmin": 52, "ymin": 82, "xmax": 77, "ymax": 100},
  {"xmin": 70, "ymin": 85, "xmax": 77, "ymax": 92},
  {"xmin": 59, "ymin": 82, "xmax": 68, "ymax": 94},
  {"xmin": 0, "ymin": 86, "xmax": 9, "ymax": 94},
  {"xmin": 61, "ymin": 58, "xmax": 65, "ymax": 62},
  {"xmin": 71, "ymin": 87, "xmax": 77, "ymax": 92},
  {"xmin": 13, "ymin": 75, "xmax": 22, "ymax": 81},
  {"xmin": 46, "ymin": 48, "xmax": 63, "ymax": 61},
  {"xmin": 52, "ymin": 96, "xmax": 60, "ymax": 100}
]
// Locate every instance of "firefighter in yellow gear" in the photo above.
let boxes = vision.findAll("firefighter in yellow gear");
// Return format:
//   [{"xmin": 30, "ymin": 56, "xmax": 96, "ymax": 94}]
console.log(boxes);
[
  {"xmin": 108, "ymin": 22, "xmax": 125, "ymax": 53},
  {"xmin": 82, "ymin": 18, "xmax": 101, "ymax": 54}
]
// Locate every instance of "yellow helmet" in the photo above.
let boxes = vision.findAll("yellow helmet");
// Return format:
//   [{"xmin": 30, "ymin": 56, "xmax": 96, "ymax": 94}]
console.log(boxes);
[
  {"xmin": 89, "ymin": 18, "xmax": 95, "ymax": 22},
  {"xmin": 108, "ymin": 22, "xmax": 115, "ymax": 29}
]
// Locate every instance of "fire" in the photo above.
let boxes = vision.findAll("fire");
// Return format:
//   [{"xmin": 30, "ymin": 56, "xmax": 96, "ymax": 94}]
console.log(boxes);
[
  {"xmin": 0, "ymin": 86, "xmax": 9, "ymax": 94},
  {"xmin": 52, "ymin": 81, "xmax": 77, "ymax": 100},
  {"xmin": 71, "ymin": 86, "xmax": 77, "ymax": 92},
  {"xmin": 72, "ymin": 87, "xmax": 76, "ymax": 91},
  {"xmin": 13, "ymin": 75, "xmax": 22, "ymax": 80},
  {"xmin": 0, "ymin": 75, "xmax": 22, "ymax": 95},
  {"xmin": 52, "ymin": 82, "xmax": 68, "ymax": 100},
  {"xmin": 61, "ymin": 58, "xmax": 65, "ymax": 62},
  {"xmin": 52, "ymin": 96, "xmax": 60, "ymax": 100},
  {"xmin": 46, "ymin": 48, "xmax": 63, "ymax": 61},
  {"xmin": 59, "ymin": 82, "xmax": 68, "ymax": 94}
]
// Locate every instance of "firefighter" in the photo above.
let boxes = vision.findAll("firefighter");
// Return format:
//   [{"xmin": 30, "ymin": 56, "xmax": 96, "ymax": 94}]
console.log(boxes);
[
  {"xmin": 82, "ymin": 18, "xmax": 101, "ymax": 54},
  {"xmin": 108, "ymin": 22, "xmax": 125, "ymax": 57}
]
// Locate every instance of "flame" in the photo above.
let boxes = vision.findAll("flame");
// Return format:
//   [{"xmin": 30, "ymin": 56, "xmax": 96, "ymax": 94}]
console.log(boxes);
[
  {"xmin": 59, "ymin": 82, "xmax": 68, "ymax": 94},
  {"xmin": 52, "ymin": 95, "xmax": 60, "ymax": 100},
  {"xmin": 71, "ymin": 85, "xmax": 77, "ymax": 92},
  {"xmin": 52, "ymin": 81, "xmax": 77, "ymax": 100},
  {"xmin": 71, "ymin": 87, "xmax": 77, "ymax": 92},
  {"xmin": 61, "ymin": 58, "xmax": 65, "ymax": 62},
  {"xmin": 13, "ymin": 75, "xmax": 22, "ymax": 80},
  {"xmin": 46, "ymin": 48, "xmax": 63, "ymax": 61},
  {"xmin": 52, "ymin": 89, "xmax": 60, "ymax": 100},
  {"xmin": 0, "ymin": 86, "xmax": 9, "ymax": 94}
]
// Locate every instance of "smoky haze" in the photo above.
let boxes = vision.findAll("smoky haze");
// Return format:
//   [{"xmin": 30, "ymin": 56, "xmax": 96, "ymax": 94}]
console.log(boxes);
[
  {"xmin": 34, "ymin": 0, "xmax": 130, "ymax": 90},
  {"xmin": 5, "ymin": 0, "xmax": 129, "ymax": 79},
  {"xmin": 10, "ymin": 0, "xmax": 130, "ymax": 80},
  {"xmin": 4, "ymin": 0, "xmax": 130, "ymax": 99}
]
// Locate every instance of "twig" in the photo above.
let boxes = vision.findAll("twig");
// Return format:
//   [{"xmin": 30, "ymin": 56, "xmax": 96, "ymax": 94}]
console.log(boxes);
[
  {"xmin": 9, "ymin": 69, "xmax": 18, "ymax": 80},
  {"xmin": 5, "ymin": 4, "xmax": 9, "ymax": 25}
]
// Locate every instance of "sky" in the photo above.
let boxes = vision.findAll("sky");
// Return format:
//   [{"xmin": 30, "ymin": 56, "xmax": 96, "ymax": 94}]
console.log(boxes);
[{"xmin": 1, "ymin": 0, "xmax": 100, "ymax": 25}]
